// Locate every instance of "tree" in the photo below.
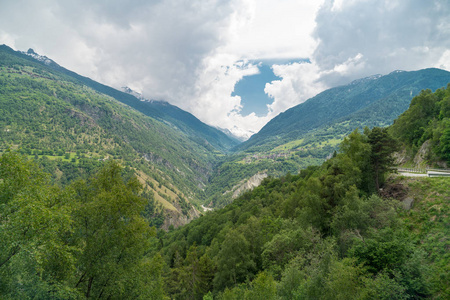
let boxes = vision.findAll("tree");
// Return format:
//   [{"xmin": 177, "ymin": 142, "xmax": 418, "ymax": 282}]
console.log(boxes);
[
  {"xmin": 70, "ymin": 161, "xmax": 158, "ymax": 299},
  {"xmin": 340, "ymin": 128, "xmax": 373, "ymax": 193},
  {"xmin": 244, "ymin": 271, "xmax": 277, "ymax": 300},
  {"xmin": 367, "ymin": 127, "xmax": 398, "ymax": 191},
  {"xmin": 213, "ymin": 230, "xmax": 256, "ymax": 291},
  {"xmin": 0, "ymin": 151, "xmax": 77, "ymax": 298},
  {"xmin": 438, "ymin": 126, "xmax": 450, "ymax": 163}
]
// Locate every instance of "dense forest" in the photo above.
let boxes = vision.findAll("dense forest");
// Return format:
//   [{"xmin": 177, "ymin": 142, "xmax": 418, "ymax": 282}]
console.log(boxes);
[{"xmin": 1, "ymin": 85, "xmax": 449, "ymax": 299}]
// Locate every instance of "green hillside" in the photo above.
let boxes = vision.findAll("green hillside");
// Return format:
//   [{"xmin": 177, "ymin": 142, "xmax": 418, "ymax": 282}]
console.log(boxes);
[
  {"xmin": 0, "ymin": 45, "xmax": 226, "ymax": 227},
  {"xmin": 239, "ymin": 68, "xmax": 450, "ymax": 152},
  {"xmin": 3, "ymin": 45, "xmax": 239, "ymax": 153},
  {"xmin": 389, "ymin": 83, "xmax": 450, "ymax": 166},
  {"xmin": 156, "ymin": 87, "xmax": 450, "ymax": 298},
  {"xmin": 205, "ymin": 70, "xmax": 450, "ymax": 208}
]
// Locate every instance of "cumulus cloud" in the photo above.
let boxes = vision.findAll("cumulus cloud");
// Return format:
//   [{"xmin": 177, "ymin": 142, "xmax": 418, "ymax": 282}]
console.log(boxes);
[
  {"xmin": 312, "ymin": 0, "xmax": 450, "ymax": 86},
  {"xmin": 265, "ymin": 62, "xmax": 326, "ymax": 116},
  {"xmin": 261, "ymin": 0, "xmax": 450, "ymax": 125},
  {"xmin": 0, "ymin": 0, "xmax": 243, "ymax": 102},
  {"xmin": 190, "ymin": 55, "xmax": 265, "ymax": 139},
  {"xmin": 0, "ymin": 0, "xmax": 266, "ymax": 137}
]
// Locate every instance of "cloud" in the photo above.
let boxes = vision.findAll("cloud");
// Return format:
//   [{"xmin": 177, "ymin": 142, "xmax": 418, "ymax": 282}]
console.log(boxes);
[
  {"xmin": 264, "ymin": 62, "xmax": 326, "ymax": 116},
  {"xmin": 261, "ymin": 0, "xmax": 450, "ymax": 126},
  {"xmin": 190, "ymin": 55, "xmax": 264, "ymax": 139},
  {"xmin": 0, "ymin": 0, "xmax": 242, "ymax": 101},
  {"xmin": 0, "ymin": 0, "xmax": 266, "ymax": 137},
  {"xmin": 311, "ymin": 0, "xmax": 450, "ymax": 86}
]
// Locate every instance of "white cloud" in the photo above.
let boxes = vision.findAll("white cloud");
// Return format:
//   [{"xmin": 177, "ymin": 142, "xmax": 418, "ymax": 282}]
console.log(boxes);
[
  {"xmin": 436, "ymin": 50, "xmax": 450, "ymax": 71},
  {"xmin": 0, "ymin": 31, "xmax": 17, "ymax": 49},
  {"xmin": 265, "ymin": 62, "xmax": 327, "ymax": 117},
  {"xmin": 312, "ymin": 0, "xmax": 450, "ymax": 86},
  {"xmin": 190, "ymin": 54, "xmax": 264, "ymax": 139}
]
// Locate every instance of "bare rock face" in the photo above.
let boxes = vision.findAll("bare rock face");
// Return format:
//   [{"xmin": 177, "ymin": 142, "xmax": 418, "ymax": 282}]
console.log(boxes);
[
  {"xmin": 232, "ymin": 172, "xmax": 268, "ymax": 199},
  {"xmin": 162, "ymin": 206, "xmax": 200, "ymax": 230},
  {"xmin": 414, "ymin": 140, "xmax": 431, "ymax": 167},
  {"xmin": 393, "ymin": 148, "xmax": 411, "ymax": 165}
]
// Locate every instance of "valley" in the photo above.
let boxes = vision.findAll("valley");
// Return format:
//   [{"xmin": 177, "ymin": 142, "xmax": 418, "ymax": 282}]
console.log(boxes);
[{"xmin": 0, "ymin": 45, "xmax": 449, "ymax": 299}]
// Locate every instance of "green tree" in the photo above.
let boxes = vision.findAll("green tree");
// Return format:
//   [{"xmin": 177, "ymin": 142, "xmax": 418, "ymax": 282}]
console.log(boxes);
[
  {"xmin": 438, "ymin": 126, "xmax": 450, "ymax": 163},
  {"xmin": 0, "ymin": 151, "xmax": 77, "ymax": 298},
  {"xmin": 214, "ymin": 230, "xmax": 256, "ymax": 291},
  {"xmin": 367, "ymin": 127, "xmax": 398, "ymax": 191},
  {"xmin": 390, "ymin": 89, "xmax": 438, "ymax": 146},
  {"xmin": 340, "ymin": 128, "xmax": 373, "ymax": 193},
  {"xmin": 70, "ymin": 161, "xmax": 159, "ymax": 299},
  {"xmin": 244, "ymin": 271, "xmax": 277, "ymax": 300}
]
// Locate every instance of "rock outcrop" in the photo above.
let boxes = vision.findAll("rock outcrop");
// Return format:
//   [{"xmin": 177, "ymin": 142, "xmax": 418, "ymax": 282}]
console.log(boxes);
[{"xmin": 232, "ymin": 172, "xmax": 268, "ymax": 199}]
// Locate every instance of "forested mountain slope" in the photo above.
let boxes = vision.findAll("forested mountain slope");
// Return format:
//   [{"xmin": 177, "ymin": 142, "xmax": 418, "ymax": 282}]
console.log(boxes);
[
  {"xmin": 157, "ymin": 87, "xmax": 450, "ymax": 299},
  {"xmin": 1, "ymin": 48, "xmax": 449, "ymax": 298},
  {"xmin": 239, "ymin": 68, "xmax": 450, "ymax": 151},
  {"xmin": 389, "ymin": 83, "xmax": 450, "ymax": 167},
  {"xmin": 2, "ymin": 45, "xmax": 239, "ymax": 153},
  {"xmin": 0, "ymin": 44, "xmax": 228, "ymax": 228},
  {"xmin": 205, "ymin": 69, "xmax": 450, "ymax": 208}
]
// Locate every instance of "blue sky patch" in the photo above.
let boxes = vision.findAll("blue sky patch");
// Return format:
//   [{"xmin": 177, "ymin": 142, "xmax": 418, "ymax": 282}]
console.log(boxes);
[{"xmin": 232, "ymin": 59, "xmax": 309, "ymax": 117}]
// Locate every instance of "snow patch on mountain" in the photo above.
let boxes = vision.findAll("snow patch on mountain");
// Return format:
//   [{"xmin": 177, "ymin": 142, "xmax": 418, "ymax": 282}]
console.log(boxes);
[{"xmin": 22, "ymin": 48, "xmax": 55, "ymax": 66}]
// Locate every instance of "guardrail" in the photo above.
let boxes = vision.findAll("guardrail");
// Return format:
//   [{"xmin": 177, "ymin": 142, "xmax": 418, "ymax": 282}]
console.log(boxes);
[
  {"xmin": 396, "ymin": 168, "xmax": 426, "ymax": 173},
  {"xmin": 427, "ymin": 171, "xmax": 450, "ymax": 177},
  {"xmin": 426, "ymin": 168, "xmax": 450, "ymax": 173},
  {"xmin": 395, "ymin": 167, "xmax": 450, "ymax": 177}
]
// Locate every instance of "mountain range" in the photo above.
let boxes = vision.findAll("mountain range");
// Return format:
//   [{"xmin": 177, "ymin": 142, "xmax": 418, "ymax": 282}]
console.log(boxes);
[
  {"xmin": 239, "ymin": 68, "xmax": 450, "ymax": 151},
  {"xmin": 1, "ymin": 43, "xmax": 450, "ymax": 212}
]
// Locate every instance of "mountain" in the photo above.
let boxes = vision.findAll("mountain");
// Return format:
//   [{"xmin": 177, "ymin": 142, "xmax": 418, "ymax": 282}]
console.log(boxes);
[
  {"xmin": 18, "ymin": 46, "xmax": 240, "ymax": 153},
  {"xmin": 238, "ymin": 68, "xmax": 450, "ymax": 152},
  {"xmin": 124, "ymin": 95, "xmax": 241, "ymax": 152},
  {"xmin": 0, "ymin": 44, "xmax": 231, "ymax": 228},
  {"xmin": 1, "ymin": 44, "xmax": 449, "ymax": 298},
  {"xmin": 205, "ymin": 68, "xmax": 450, "ymax": 207}
]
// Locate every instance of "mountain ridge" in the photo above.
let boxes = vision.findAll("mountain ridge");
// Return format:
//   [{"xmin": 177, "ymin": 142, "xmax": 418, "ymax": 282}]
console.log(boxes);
[
  {"xmin": 9, "ymin": 45, "xmax": 240, "ymax": 153},
  {"xmin": 237, "ymin": 67, "xmax": 450, "ymax": 152},
  {"xmin": 0, "ymin": 44, "xmax": 232, "ymax": 228}
]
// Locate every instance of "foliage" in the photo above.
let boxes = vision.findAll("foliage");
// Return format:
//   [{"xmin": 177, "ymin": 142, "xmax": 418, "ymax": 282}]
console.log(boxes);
[
  {"xmin": 209, "ymin": 71, "xmax": 450, "ymax": 207},
  {"xmin": 1, "ymin": 44, "xmax": 448, "ymax": 299},
  {"xmin": 0, "ymin": 152, "xmax": 166, "ymax": 299},
  {"xmin": 158, "ymin": 127, "xmax": 437, "ymax": 299},
  {"xmin": 390, "ymin": 84, "xmax": 450, "ymax": 164}
]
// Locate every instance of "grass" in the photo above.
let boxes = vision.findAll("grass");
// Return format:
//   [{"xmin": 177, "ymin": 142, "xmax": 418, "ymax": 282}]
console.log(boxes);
[
  {"xmin": 272, "ymin": 139, "xmax": 304, "ymax": 152},
  {"xmin": 399, "ymin": 177, "xmax": 450, "ymax": 299},
  {"xmin": 135, "ymin": 170, "xmax": 180, "ymax": 212}
]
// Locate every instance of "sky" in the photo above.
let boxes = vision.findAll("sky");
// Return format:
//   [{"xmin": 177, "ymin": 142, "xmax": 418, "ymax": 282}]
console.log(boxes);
[{"xmin": 1, "ymin": 0, "xmax": 450, "ymax": 139}]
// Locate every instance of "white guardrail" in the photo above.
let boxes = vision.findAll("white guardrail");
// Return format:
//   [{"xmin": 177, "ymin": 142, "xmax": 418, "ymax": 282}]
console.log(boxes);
[{"xmin": 396, "ymin": 168, "xmax": 450, "ymax": 177}]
